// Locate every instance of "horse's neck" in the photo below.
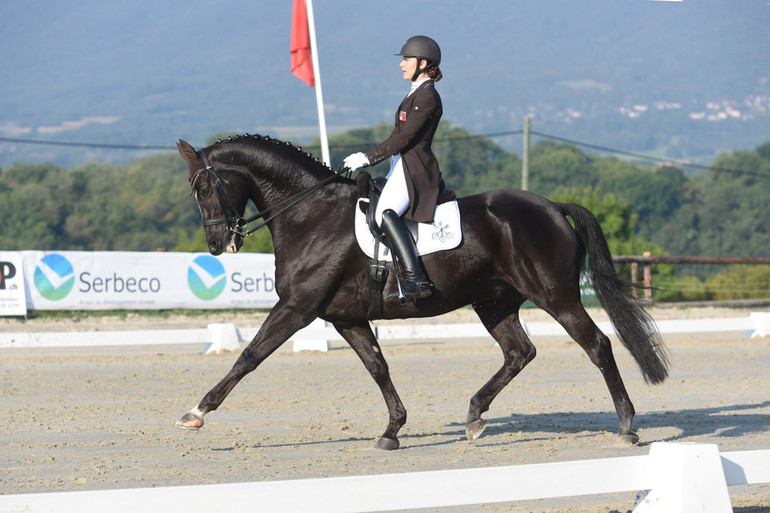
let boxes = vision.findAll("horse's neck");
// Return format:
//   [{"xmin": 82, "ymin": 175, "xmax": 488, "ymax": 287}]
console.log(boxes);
[
  {"xmin": 216, "ymin": 139, "xmax": 354, "ymax": 229},
  {"xmin": 245, "ymin": 159, "xmax": 355, "ymax": 231},
  {"xmin": 242, "ymin": 152, "xmax": 316, "ymax": 200}
]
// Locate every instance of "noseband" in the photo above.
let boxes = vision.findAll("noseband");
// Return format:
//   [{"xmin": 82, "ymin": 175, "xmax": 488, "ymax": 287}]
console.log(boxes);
[
  {"xmin": 190, "ymin": 149, "xmax": 351, "ymax": 238},
  {"xmin": 190, "ymin": 150, "xmax": 246, "ymax": 234}
]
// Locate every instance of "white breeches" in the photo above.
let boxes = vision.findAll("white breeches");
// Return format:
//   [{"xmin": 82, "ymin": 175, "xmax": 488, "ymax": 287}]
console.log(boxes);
[{"xmin": 374, "ymin": 154, "xmax": 410, "ymax": 227}]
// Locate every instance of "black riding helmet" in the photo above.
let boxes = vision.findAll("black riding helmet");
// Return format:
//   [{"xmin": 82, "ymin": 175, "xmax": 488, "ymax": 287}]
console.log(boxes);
[{"xmin": 395, "ymin": 35, "xmax": 441, "ymax": 81}]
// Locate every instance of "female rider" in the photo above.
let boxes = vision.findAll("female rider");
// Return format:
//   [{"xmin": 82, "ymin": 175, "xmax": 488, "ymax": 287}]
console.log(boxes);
[{"xmin": 344, "ymin": 35, "xmax": 444, "ymax": 301}]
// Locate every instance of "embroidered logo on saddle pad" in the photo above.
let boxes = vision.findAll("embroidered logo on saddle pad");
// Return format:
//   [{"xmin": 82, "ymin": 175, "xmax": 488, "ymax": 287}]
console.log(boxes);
[{"xmin": 354, "ymin": 199, "xmax": 462, "ymax": 260}]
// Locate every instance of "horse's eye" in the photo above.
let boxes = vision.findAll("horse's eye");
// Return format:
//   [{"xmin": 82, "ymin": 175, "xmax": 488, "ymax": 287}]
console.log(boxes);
[{"xmin": 199, "ymin": 186, "xmax": 212, "ymax": 198}]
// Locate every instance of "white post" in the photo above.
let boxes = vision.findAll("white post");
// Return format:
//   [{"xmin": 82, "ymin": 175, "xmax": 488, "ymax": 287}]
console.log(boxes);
[
  {"xmin": 204, "ymin": 323, "xmax": 240, "ymax": 354},
  {"xmin": 633, "ymin": 443, "xmax": 732, "ymax": 513},
  {"xmin": 296, "ymin": 0, "xmax": 330, "ymax": 350},
  {"xmin": 291, "ymin": 317, "xmax": 330, "ymax": 352},
  {"xmin": 749, "ymin": 311, "xmax": 770, "ymax": 338},
  {"xmin": 304, "ymin": 0, "xmax": 330, "ymax": 166}
]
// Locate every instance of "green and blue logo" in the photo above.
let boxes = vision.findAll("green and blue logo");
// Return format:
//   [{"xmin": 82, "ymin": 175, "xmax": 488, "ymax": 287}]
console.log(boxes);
[
  {"xmin": 34, "ymin": 253, "xmax": 75, "ymax": 301},
  {"xmin": 188, "ymin": 255, "xmax": 227, "ymax": 300}
]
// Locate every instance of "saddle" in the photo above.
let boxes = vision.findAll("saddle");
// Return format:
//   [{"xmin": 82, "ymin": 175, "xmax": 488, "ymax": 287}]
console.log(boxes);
[
  {"xmin": 355, "ymin": 172, "xmax": 459, "ymax": 319},
  {"xmin": 356, "ymin": 172, "xmax": 456, "ymax": 244}
]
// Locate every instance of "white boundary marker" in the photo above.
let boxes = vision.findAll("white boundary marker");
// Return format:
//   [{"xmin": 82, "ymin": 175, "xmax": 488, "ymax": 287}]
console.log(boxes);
[
  {"xmin": 0, "ymin": 313, "xmax": 767, "ymax": 351},
  {"xmin": 750, "ymin": 312, "xmax": 770, "ymax": 337},
  {"xmin": 204, "ymin": 323, "xmax": 240, "ymax": 354},
  {"xmin": 0, "ymin": 443, "xmax": 767, "ymax": 513},
  {"xmin": 291, "ymin": 317, "xmax": 330, "ymax": 352}
]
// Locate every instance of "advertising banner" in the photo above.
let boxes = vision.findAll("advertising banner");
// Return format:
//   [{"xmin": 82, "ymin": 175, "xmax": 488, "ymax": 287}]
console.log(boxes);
[
  {"xmin": 18, "ymin": 251, "xmax": 279, "ymax": 311},
  {"xmin": 0, "ymin": 252, "xmax": 27, "ymax": 316}
]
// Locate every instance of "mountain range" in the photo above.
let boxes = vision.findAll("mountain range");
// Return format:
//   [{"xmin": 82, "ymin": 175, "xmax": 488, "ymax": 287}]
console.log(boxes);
[{"xmin": 1, "ymin": 0, "xmax": 769, "ymax": 168}]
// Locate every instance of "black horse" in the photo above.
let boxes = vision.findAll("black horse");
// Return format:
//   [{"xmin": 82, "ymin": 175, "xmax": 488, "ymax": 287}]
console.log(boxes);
[{"xmin": 175, "ymin": 135, "xmax": 668, "ymax": 450}]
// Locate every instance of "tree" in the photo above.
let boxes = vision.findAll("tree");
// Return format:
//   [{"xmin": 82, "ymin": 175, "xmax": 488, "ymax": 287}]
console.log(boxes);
[
  {"xmin": 0, "ymin": 163, "xmax": 71, "ymax": 249},
  {"xmin": 0, "ymin": 154, "xmax": 198, "ymax": 251},
  {"xmin": 431, "ymin": 123, "xmax": 515, "ymax": 195},
  {"xmin": 528, "ymin": 140, "xmax": 596, "ymax": 195},
  {"xmin": 651, "ymin": 143, "xmax": 770, "ymax": 258},
  {"xmin": 698, "ymin": 147, "xmax": 770, "ymax": 256},
  {"xmin": 549, "ymin": 187, "xmax": 664, "ymax": 257},
  {"xmin": 593, "ymin": 162, "xmax": 689, "ymax": 239},
  {"xmin": 2, "ymin": 127, "xmax": 768, "ymax": 279}
]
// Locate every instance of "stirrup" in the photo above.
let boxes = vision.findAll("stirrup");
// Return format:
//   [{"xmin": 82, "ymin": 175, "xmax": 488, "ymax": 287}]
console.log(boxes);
[{"xmin": 386, "ymin": 277, "xmax": 433, "ymax": 302}]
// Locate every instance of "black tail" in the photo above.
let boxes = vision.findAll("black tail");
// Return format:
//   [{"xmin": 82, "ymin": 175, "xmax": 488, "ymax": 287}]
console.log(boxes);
[{"xmin": 560, "ymin": 203, "xmax": 669, "ymax": 384}]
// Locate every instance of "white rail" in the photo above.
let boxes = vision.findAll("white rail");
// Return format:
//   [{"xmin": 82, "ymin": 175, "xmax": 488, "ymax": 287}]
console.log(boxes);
[
  {"xmin": 0, "ymin": 443, "xmax": 767, "ymax": 513},
  {"xmin": 1, "ymin": 313, "xmax": 767, "ymax": 352}
]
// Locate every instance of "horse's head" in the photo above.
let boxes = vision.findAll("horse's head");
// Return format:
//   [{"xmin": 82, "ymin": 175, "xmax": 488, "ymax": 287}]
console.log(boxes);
[{"xmin": 177, "ymin": 139, "xmax": 246, "ymax": 255}]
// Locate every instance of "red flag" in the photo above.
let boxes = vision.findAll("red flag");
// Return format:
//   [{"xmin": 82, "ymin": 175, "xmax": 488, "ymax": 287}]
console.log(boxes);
[{"xmin": 290, "ymin": 0, "xmax": 315, "ymax": 87}]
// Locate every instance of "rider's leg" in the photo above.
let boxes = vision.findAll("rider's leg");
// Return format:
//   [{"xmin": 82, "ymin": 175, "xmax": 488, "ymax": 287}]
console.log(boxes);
[
  {"xmin": 380, "ymin": 209, "xmax": 432, "ymax": 300},
  {"xmin": 374, "ymin": 154, "xmax": 410, "ymax": 226},
  {"xmin": 374, "ymin": 155, "xmax": 432, "ymax": 301}
]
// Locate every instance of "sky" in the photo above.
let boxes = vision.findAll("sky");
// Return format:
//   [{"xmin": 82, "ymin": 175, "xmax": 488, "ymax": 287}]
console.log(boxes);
[{"xmin": 1, "ymin": 0, "xmax": 769, "ymax": 165}]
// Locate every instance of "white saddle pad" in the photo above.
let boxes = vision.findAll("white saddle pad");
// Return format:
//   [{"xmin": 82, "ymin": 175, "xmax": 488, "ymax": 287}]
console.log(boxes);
[{"xmin": 354, "ymin": 199, "xmax": 462, "ymax": 260}]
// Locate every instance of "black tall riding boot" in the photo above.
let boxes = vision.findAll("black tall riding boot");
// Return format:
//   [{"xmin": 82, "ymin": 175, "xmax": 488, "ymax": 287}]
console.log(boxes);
[{"xmin": 380, "ymin": 209, "xmax": 433, "ymax": 301}]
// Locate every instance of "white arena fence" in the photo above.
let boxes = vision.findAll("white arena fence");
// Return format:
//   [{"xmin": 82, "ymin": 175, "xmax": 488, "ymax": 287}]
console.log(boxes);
[
  {"xmin": 1, "ymin": 249, "xmax": 768, "ymax": 352},
  {"xmin": 1, "ymin": 312, "xmax": 769, "ymax": 352},
  {"xmin": 0, "ymin": 443, "xmax": 768, "ymax": 513}
]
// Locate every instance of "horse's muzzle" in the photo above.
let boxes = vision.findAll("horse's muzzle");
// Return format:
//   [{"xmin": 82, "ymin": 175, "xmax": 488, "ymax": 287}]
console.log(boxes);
[
  {"xmin": 206, "ymin": 232, "xmax": 242, "ymax": 256},
  {"xmin": 225, "ymin": 233, "xmax": 243, "ymax": 254}
]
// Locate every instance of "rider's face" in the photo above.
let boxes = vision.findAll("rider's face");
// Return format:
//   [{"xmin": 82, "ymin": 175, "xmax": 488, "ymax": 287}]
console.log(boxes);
[{"xmin": 400, "ymin": 57, "xmax": 425, "ymax": 81}]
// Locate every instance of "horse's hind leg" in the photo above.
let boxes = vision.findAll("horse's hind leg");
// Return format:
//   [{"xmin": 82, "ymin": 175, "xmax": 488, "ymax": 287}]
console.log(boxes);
[
  {"xmin": 550, "ymin": 302, "xmax": 639, "ymax": 444},
  {"xmin": 467, "ymin": 296, "xmax": 535, "ymax": 441},
  {"xmin": 334, "ymin": 322, "xmax": 407, "ymax": 450}
]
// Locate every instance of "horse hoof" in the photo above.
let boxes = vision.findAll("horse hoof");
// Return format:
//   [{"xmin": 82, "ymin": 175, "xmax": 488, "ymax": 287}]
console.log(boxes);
[
  {"xmin": 376, "ymin": 437, "xmax": 400, "ymax": 451},
  {"xmin": 466, "ymin": 419, "xmax": 487, "ymax": 441},
  {"xmin": 618, "ymin": 431, "xmax": 640, "ymax": 445},
  {"xmin": 175, "ymin": 411, "xmax": 204, "ymax": 430}
]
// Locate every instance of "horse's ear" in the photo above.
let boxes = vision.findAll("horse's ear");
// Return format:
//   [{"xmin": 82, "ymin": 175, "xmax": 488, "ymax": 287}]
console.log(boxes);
[{"xmin": 177, "ymin": 139, "xmax": 199, "ymax": 163}]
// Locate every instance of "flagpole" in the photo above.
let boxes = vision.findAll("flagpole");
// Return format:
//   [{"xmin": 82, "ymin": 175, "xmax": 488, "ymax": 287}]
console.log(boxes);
[{"xmin": 304, "ymin": 0, "xmax": 330, "ymax": 166}]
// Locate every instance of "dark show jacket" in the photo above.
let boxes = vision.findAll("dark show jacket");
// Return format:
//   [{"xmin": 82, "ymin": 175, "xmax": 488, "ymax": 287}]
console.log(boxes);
[{"xmin": 365, "ymin": 80, "xmax": 443, "ymax": 223}]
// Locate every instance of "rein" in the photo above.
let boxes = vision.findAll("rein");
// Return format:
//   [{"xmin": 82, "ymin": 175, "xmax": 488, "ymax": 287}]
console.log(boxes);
[{"xmin": 192, "ymin": 149, "xmax": 351, "ymax": 238}]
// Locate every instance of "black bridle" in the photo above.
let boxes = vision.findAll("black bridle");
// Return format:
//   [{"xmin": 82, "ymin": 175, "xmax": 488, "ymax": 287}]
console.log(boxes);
[{"xmin": 190, "ymin": 149, "xmax": 350, "ymax": 238}]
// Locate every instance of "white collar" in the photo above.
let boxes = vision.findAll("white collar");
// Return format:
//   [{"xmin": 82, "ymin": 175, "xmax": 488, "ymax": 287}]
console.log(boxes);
[{"xmin": 408, "ymin": 78, "xmax": 431, "ymax": 96}]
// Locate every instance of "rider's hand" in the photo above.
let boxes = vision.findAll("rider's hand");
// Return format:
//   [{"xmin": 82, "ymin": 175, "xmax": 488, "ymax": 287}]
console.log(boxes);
[{"xmin": 343, "ymin": 152, "xmax": 369, "ymax": 171}]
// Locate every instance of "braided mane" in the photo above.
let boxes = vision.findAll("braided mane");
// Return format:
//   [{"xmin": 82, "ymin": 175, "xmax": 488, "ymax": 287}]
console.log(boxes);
[{"xmin": 212, "ymin": 133, "xmax": 334, "ymax": 173}]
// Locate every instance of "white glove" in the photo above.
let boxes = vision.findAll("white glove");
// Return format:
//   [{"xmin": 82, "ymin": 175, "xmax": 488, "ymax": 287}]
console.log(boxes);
[{"xmin": 343, "ymin": 152, "xmax": 369, "ymax": 171}]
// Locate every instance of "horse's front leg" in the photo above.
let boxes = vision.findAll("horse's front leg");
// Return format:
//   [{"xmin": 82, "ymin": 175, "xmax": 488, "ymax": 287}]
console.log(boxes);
[
  {"xmin": 176, "ymin": 303, "xmax": 313, "ymax": 430},
  {"xmin": 334, "ymin": 322, "xmax": 406, "ymax": 450}
]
